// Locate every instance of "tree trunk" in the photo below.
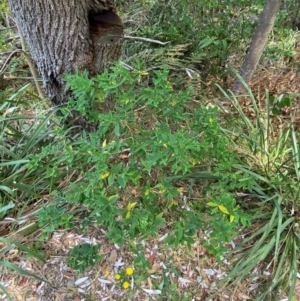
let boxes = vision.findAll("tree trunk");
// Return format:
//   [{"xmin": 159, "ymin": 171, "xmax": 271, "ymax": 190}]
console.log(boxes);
[
  {"xmin": 233, "ymin": 0, "xmax": 282, "ymax": 94},
  {"xmin": 8, "ymin": 0, "xmax": 124, "ymax": 114}
]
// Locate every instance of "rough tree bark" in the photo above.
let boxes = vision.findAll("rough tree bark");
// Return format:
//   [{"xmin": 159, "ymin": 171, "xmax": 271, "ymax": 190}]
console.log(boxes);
[
  {"xmin": 233, "ymin": 0, "xmax": 282, "ymax": 94},
  {"xmin": 8, "ymin": 0, "xmax": 124, "ymax": 123}
]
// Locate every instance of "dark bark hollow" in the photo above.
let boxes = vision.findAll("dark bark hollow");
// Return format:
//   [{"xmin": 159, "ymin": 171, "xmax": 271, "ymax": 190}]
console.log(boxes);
[
  {"xmin": 88, "ymin": 9, "xmax": 124, "ymax": 82},
  {"xmin": 8, "ymin": 0, "xmax": 124, "ymax": 112}
]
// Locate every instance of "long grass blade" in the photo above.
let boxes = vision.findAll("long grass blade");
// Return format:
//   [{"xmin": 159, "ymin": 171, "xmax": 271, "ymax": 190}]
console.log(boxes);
[
  {"xmin": 0, "ymin": 185, "xmax": 14, "ymax": 196},
  {"xmin": 0, "ymin": 159, "xmax": 29, "ymax": 167},
  {"xmin": 23, "ymin": 110, "xmax": 57, "ymax": 154},
  {"xmin": 0, "ymin": 261, "xmax": 49, "ymax": 284},
  {"xmin": 287, "ymin": 234, "xmax": 297, "ymax": 300},
  {"xmin": 0, "ymin": 283, "xmax": 14, "ymax": 301},
  {"xmin": 291, "ymin": 121, "xmax": 300, "ymax": 181},
  {"xmin": 0, "ymin": 237, "xmax": 46, "ymax": 263}
]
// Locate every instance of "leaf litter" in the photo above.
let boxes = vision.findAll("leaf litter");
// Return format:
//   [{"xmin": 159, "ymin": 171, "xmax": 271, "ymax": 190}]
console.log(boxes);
[{"xmin": 2, "ymin": 223, "xmax": 294, "ymax": 301}]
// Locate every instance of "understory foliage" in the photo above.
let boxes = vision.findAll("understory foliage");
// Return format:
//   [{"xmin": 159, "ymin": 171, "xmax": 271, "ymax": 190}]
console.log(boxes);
[
  {"xmin": 1, "ymin": 0, "xmax": 300, "ymax": 300},
  {"xmin": 1, "ymin": 64, "xmax": 299, "ymax": 300},
  {"xmin": 121, "ymin": 0, "xmax": 300, "ymax": 80},
  {"xmin": 32, "ymin": 64, "xmax": 252, "ymax": 257}
]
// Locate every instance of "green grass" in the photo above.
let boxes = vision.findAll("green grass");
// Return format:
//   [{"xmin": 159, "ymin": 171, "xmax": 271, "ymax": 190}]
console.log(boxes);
[
  {"xmin": 213, "ymin": 69, "xmax": 300, "ymax": 300},
  {"xmin": 0, "ymin": 237, "xmax": 49, "ymax": 300}
]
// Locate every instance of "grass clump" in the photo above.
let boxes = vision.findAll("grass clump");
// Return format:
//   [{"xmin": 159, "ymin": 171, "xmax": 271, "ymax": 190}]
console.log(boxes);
[
  {"xmin": 0, "ymin": 86, "xmax": 59, "ymax": 222},
  {"xmin": 213, "ymin": 70, "xmax": 300, "ymax": 300}
]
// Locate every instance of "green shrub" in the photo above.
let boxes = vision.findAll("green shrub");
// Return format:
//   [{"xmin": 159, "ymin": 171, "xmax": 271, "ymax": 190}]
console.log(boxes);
[
  {"xmin": 67, "ymin": 243, "xmax": 103, "ymax": 273},
  {"xmin": 31, "ymin": 63, "xmax": 253, "ymax": 262}
]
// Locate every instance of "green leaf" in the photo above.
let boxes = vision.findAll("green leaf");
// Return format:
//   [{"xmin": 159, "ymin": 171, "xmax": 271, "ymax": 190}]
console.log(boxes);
[
  {"xmin": 272, "ymin": 107, "xmax": 281, "ymax": 116},
  {"xmin": 218, "ymin": 205, "xmax": 229, "ymax": 215},
  {"xmin": 207, "ymin": 202, "xmax": 218, "ymax": 207},
  {"xmin": 0, "ymin": 159, "xmax": 29, "ymax": 167},
  {"xmin": 0, "ymin": 202, "xmax": 15, "ymax": 214},
  {"xmin": 0, "ymin": 186, "xmax": 14, "ymax": 196},
  {"xmin": 278, "ymin": 97, "xmax": 292, "ymax": 108}
]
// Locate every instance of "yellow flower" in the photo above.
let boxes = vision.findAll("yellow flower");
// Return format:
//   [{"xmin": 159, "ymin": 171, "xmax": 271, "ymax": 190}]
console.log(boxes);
[
  {"xmin": 115, "ymin": 274, "xmax": 121, "ymax": 280},
  {"xmin": 126, "ymin": 267, "xmax": 134, "ymax": 276},
  {"xmin": 123, "ymin": 281, "xmax": 130, "ymax": 289},
  {"xmin": 105, "ymin": 270, "xmax": 110, "ymax": 276}
]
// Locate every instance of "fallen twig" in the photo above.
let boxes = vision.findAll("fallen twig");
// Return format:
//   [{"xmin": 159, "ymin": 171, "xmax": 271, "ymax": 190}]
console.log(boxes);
[{"xmin": 124, "ymin": 35, "xmax": 170, "ymax": 45}]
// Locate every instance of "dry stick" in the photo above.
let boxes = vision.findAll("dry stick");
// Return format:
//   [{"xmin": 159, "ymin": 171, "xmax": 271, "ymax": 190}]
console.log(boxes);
[
  {"xmin": 124, "ymin": 35, "xmax": 170, "ymax": 45},
  {"xmin": 16, "ymin": 22, "xmax": 45, "ymax": 99},
  {"xmin": 4, "ymin": 76, "xmax": 35, "ymax": 80}
]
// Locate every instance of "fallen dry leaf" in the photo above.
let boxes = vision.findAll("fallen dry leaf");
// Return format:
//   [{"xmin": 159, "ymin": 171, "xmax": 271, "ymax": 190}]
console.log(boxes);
[
  {"xmin": 147, "ymin": 254, "xmax": 156, "ymax": 264},
  {"xmin": 107, "ymin": 249, "xmax": 118, "ymax": 263},
  {"xmin": 147, "ymin": 262, "xmax": 161, "ymax": 274},
  {"xmin": 237, "ymin": 292, "xmax": 252, "ymax": 299}
]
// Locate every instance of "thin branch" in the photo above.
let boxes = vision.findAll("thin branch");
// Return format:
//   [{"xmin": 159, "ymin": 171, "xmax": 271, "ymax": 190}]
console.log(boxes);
[
  {"xmin": 4, "ymin": 75, "xmax": 37, "ymax": 80},
  {"xmin": 120, "ymin": 62, "xmax": 134, "ymax": 71},
  {"xmin": 0, "ymin": 26, "xmax": 17, "ymax": 31},
  {"xmin": 4, "ymin": 34, "xmax": 20, "ymax": 42},
  {"xmin": 124, "ymin": 35, "xmax": 170, "ymax": 45}
]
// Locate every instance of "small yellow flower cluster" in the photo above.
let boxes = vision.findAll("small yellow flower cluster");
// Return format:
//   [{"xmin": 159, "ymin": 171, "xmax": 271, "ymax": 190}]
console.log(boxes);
[
  {"xmin": 106, "ymin": 266, "xmax": 134, "ymax": 290},
  {"xmin": 126, "ymin": 267, "xmax": 134, "ymax": 276},
  {"xmin": 123, "ymin": 281, "xmax": 130, "ymax": 289}
]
